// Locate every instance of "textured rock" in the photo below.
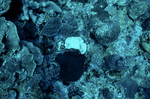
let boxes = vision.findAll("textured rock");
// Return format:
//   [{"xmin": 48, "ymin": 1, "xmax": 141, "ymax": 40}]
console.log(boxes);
[
  {"xmin": 6, "ymin": 21, "xmax": 20, "ymax": 54},
  {"xmin": 60, "ymin": 23, "xmax": 73, "ymax": 36},
  {"xmin": 94, "ymin": 21, "xmax": 120, "ymax": 45},
  {"xmin": 0, "ymin": 90, "xmax": 17, "ymax": 99},
  {"xmin": 0, "ymin": 0, "xmax": 11, "ymax": 16},
  {"xmin": 92, "ymin": 0, "xmax": 109, "ymax": 22},
  {"xmin": 90, "ymin": 51, "xmax": 103, "ymax": 66},
  {"xmin": 62, "ymin": 14, "xmax": 77, "ymax": 28},
  {"xmin": 117, "ymin": 75, "xmax": 138, "ymax": 98},
  {"xmin": 23, "ymin": 41, "xmax": 44, "ymax": 65},
  {"xmin": 41, "ymin": 17, "xmax": 62, "ymax": 37},
  {"xmin": 0, "ymin": 17, "xmax": 6, "ymax": 54},
  {"xmin": 24, "ymin": 74, "xmax": 42, "ymax": 90},
  {"xmin": 132, "ymin": 66, "xmax": 150, "ymax": 88},
  {"xmin": 0, "ymin": 17, "xmax": 20, "ymax": 55},
  {"xmin": 142, "ymin": 42, "xmax": 150, "ymax": 53},
  {"xmin": 142, "ymin": 17, "xmax": 150, "ymax": 31},
  {"xmin": 0, "ymin": 68, "xmax": 16, "ymax": 89},
  {"xmin": 17, "ymin": 46, "xmax": 36, "ymax": 76},
  {"xmin": 128, "ymin": 1, "xmax": 148, "ymax": 20}
]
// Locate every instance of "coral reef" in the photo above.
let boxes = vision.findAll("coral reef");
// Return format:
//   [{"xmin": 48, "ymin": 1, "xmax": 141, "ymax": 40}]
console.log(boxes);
[{"xmin": 0, "ymin": 0, "xmax": 150, "ymax": 98}]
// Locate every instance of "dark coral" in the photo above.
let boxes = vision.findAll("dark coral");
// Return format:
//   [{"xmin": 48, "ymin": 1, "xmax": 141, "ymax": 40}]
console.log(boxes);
[{"xmin": 55, "ymin": 50, "xmax": 86, "ymax": 81}]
